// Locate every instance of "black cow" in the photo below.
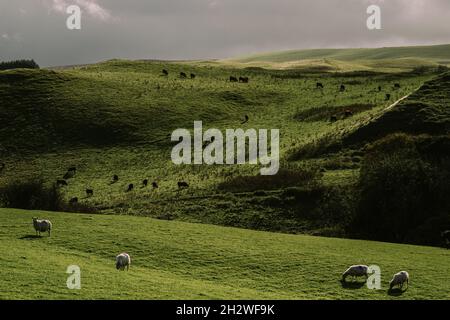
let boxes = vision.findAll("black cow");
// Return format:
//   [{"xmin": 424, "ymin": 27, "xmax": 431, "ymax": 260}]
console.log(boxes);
[
  {"xmin": 378, "ymin": 86, "xmax": 382, "ymax": 92},
  {"xmin": 344, "ymin": 110, "xmax": 353, "ymax": 118},
  {"xmin": 239, "ymin": 77, "xmax": 249, "ymax": 83},
  {"xmin": 127, "ymin": 184, "xmax": 134, "ymax": 192},
  {"xmin": 56, "ymin": 179, "xmax": 68, "ymax": 187},
  {"xmin": 152, "ymin": 181, "xmax": 159, "ymax": 189},
  {"xmin": 178, "ymin": 181, "xmax": 189, "ymax": 188},
  {"xmin": 112, "ymin": 175, "xmax": 119, "ymax": 183},
  {"xmin": 316, "ymin": 82, "xmax": 324, "ymax": 89},
  {"xmin": 190, "ymin": 73, "xmax": 196, "ymax": 79},
  {"xmin": 86, "ymin": 189, "xmax": 94, "ymax": 197},
  {"xmin": 180, "ymin": 72, "xmax": 187, "ymax": 78},
  {"xmin": 162, "ymin": 69, "xmax": 168, "ymax": 76},
  {"xmin": 442, "ymin": 230, "xmax": 450, "ymax": 249},
  {"xmin": 143, "ymin": 179, "xmax": 148, "ymax": 187},
  {"xmin": 230, "ymin": 76, "xmax": 238, "ymax": 82},
  {"xmin": 385, "ymin": 93, "xmax": 391, "ymax": 100}
]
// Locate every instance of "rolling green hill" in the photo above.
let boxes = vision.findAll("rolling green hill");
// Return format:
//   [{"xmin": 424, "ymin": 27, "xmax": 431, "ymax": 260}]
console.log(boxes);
[{"xmin": 1, "ymin": 208, "xmax": 449, "ymax": 299}]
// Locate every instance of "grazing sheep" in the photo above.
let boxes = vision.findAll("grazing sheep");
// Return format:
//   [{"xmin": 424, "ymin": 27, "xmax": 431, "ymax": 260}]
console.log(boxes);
[
  {"xmin": 178, "ymin": 181, "xmax": 189, "ymax": 188},
  {"xmin": 230, "ymin": 76, "xmax": 238, "ymax": 82},
  {"xmin": 143, "ymin": 179, "xmax": 148, "ymax": 187},
  {"xmin": 239, "ymin": 76, "xmax": 249, "ymax": 83},
  {"xmin": 389, "ymin": 271, "xmax": 409, "ymax": 290},
  {"xmin": 385, "ymin": 93, "xmax": 391, "ymax": 100},
  {"xmin": 342, "ymin": 265, "xmax": 369, "ymax": 282},
  {"xmin": 180, "ymin": 72, "xmax": 187, "ymax": 78},
  {"xmin": 115, "ymin": 253, "xmax": 131, "ymax": 271},
  {"xmin": 316, "ymin": 82, "xmax": 324, "ymax": 89},
  {"xmin": 56, "ymin": 179, "xmax": 68, "ymax": 187},
  {"xmin": 69, "ymin": 197, "xmax": 78, "ymax": 205},
  {"xmin": 32, "ymin": 217, "xmax": 52, "ymax": 237},
  {"xmin": 340, "ymin": 84, "xmax": 346, "ymax": 92},
  {"xmin": 190, "ymin": 73, "xmax": 196, "ymax": 79},
  {"xmin": 442, "ymin": 230, "xmax": 450, "ymax": 248},
  {"xmin": 162, "ymin": 69, "xmax": 168, "ymax": 76},
  {"xmin": 152, "ymin": 181, "xmax": 158, "ymax": 189},
  {"xmin": 86, "ymin": 189, "xmax": 94, "ymax": 197},
  {"xmin": 127, "ymin": 184, "xmax": 134, "ymax": 192}
]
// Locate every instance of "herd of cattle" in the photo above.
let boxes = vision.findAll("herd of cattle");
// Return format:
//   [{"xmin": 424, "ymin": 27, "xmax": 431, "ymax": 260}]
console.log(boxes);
[{"xmin": 54, "ymin": 166, "xmax": 189, "ymax": 206}]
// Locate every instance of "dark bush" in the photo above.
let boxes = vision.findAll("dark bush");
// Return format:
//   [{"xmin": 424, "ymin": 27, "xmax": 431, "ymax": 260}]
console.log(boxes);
[
  {"xmin": 349, "ymin": 133, "xmax": 450, "ymax": 245},
  {"xmin": 0, "ymin": 59, "xmax": 39, "ymax": 70},
  {"xmin": 0, "ymin": 178, "xmax": 63, "ymax": 211}
]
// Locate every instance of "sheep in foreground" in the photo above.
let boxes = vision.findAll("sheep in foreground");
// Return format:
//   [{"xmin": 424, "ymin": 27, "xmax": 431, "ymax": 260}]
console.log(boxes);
[
  {"xmin": 342, "ymin": 265, "xmax": 369, "ymax": 282},
  {"xmin": 116, "ymin": 253, "xmax": 131, "ymax": 271},
  {"xmin": 389, "ymin": 271, "xmax": 409, "ymax": 291},
  {"xmin": 32, "ymin": 217, "xmax": 52, "ymax": 237}
]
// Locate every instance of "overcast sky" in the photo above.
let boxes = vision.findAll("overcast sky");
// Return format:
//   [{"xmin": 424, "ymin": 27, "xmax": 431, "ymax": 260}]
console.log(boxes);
[{"xmin": 1, "ymin": 0, "xmax": 450, "ymax": 67}]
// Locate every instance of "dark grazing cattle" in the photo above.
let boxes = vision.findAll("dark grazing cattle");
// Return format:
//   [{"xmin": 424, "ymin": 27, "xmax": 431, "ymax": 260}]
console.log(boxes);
[
  {"xmin": 127, "ymin": 184, "xmax": 134, "ymax": 192},
  {"xmin": 162, "ymin": 69, "xmax": 169, "ymax": 76},
  {"xmin": 344, "ymin": 110, "xmax": 353, "ymax": 118},
  {"xmin": 394, "ymin": 83, "xmax": 401, "ymax": 89},
  {"xmin": 178, "ymin": 181, "xmax": 189, "ymax": 188},
  {"xmin": 152, "ymin": 181, "xmax": 159, "ymax": 189},
  {"xmin": 230, "ymin": 76, "xmax": 238, "ymax": 82},
  {"xmin": 190, "ymin": 73, "xmax": 196, "ymax": 79},
  {"xmin": 56, "ymin": 179, "xmax": 68, "ymax": 187},
  {"xmin": 340, "ymin": 84, "xmax": 346, "ymax": 92},
  {"xmin": 180, "ymin": 72, "xmax": 187, "ymax": 78},
  {"xmin": 86, "ymin": 189, "xmax": 94, "ymax": 197},
  {"xmin": 69, "ymin": 197, "xmax": 78, "ymax": 205},
  {"xmin": 330, "ymin": 115, "xmax": 338, "ymax": 123},
  {"xmin": 239, "ymin": 77, "xmax": 249, "ymax": 83},
  {"xmin": 385, "ymin": 93, "xmax": 391, "ymax": 100},
  {"xmin": 442, "ymin": 230, "xmax": 450, "ymax": 249},
  {"xmin": 143, "ymin": 179, "xmax": 148, "ymax": 187},
  {"xmin": 112, "ymin": 175, "xmax": 119, "ymax": 183},
  {"xmin": 316, "ymin": 82, "xmax": 324, "ymax": 89}
]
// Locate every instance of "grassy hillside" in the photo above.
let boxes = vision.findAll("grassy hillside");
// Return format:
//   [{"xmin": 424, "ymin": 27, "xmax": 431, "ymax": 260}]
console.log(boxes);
[
  {"xmin": 1, "ymin": 208, "xmax": 449, "ymax": 300},
  {"xmin": 225, "ymin": 44, "xmax": 450, "ymax": 71},
  {"xmin": 0, "ymin": 58, "xmax": 446, "ymax": 236}
]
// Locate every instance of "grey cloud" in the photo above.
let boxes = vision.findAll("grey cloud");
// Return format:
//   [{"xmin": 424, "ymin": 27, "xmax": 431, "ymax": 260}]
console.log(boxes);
[{"xmin": 0, "ymin": 0, "xmax": 449, "ymax": 66}]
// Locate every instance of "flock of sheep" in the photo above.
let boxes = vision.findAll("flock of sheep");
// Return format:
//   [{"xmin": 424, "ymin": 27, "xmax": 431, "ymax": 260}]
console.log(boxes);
[
  {"xmin": 31, "ymin": 216, "xmax": 416, "ymax": 293},
  {"xmin": 342, "ymin": 265, "xmax": 409, "ymax": 292}
]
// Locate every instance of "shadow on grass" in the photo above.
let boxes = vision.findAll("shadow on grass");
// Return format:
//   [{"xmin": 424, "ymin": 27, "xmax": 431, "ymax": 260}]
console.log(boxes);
[
  {"xmin": 387, "ymin": 288, "xmax": 408, "ymax": 297},
  {"xmin": 19, "ymin": 234, "xmax": 42, "ymax": 240},
  {"xmin": 340, "ymin": 280, "xmax": 366, "ymax": 290}
]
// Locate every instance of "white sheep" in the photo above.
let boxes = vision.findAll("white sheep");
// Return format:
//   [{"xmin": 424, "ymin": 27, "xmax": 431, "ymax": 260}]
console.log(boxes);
[
  {"xmin": 342, "ymin": 265, "xmax": 369, "ymax": 282},
  {"xmin": 32, "ymin": 217, "xmax": 52, "ymax": 237},
  {"xmin": 116, "ymin": 253, "xmax": 131, "ymax": 271},
  {"xmin": 389, "ymin": 271, "xmax": 409, "ymax": 290}
]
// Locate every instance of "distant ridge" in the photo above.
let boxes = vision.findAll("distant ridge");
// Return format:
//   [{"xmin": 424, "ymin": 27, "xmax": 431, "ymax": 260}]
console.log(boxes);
[{"xmin": 228, "ymin": 44, "xmax": 450, "ymax": 64}]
